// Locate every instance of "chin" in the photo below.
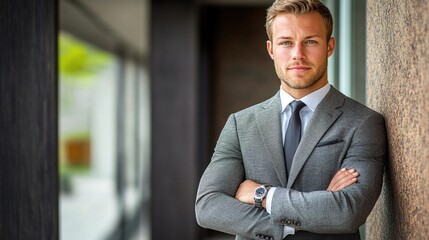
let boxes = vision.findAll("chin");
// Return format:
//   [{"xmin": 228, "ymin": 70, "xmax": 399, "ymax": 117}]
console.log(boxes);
[
  {"xmin": 283, "ymin": 78, "xmax": 325, "ymax": 91},
  {"xmin": 285, "ymin": 81, "xmax": 315, "ymax": 89}
]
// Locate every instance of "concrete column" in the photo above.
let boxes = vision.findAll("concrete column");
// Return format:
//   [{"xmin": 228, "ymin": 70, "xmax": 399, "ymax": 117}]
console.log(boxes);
[{"xmin": 366, "ymin": 1, "xmax": 429, "ymax": 239}]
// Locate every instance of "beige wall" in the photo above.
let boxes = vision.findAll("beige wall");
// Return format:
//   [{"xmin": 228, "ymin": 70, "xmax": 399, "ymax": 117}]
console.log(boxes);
[{"xmin": 366, "ymin": 1, "xmax": 429, "ymax": 239}]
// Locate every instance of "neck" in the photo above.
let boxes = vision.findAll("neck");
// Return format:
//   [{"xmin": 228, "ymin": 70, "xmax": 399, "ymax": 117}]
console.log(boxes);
[{"xmin": 281, "ymin": 80, "xmax": 328, "ymax": 99}]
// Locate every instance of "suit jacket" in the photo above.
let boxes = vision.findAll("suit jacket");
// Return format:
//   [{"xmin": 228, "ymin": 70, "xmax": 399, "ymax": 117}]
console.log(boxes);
[{"xmin": 195, "ymin": 87, "xmax": 387, "ymax": 240}]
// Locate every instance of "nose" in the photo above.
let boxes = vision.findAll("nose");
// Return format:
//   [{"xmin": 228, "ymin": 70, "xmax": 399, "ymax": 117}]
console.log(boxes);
[{"xmin": 292, "ymin": 44, "xmax": 305, "ymax": 60}]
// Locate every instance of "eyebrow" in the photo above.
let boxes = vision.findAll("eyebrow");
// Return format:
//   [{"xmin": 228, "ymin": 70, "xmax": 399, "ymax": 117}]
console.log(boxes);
[
  {"xmin": 304, "ymin": 35, "xmax": 322, "ymax": 39},
  {"xmin": 275, "ymin": 35, "xmax": 322, "ymax": 41}
]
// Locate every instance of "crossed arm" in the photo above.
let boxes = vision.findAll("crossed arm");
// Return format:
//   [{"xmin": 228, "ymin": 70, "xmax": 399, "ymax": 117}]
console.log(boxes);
[
  {"xmin": 235, "ymin": 168, "xmax": 359, "ymax": 208},
  {"xmin": 196, "ymin": 112, "xmax": 386, "ymax": 238},
  {"xmin": 196, "ymin": 154, "xmax": 366, "ymax": 239}
]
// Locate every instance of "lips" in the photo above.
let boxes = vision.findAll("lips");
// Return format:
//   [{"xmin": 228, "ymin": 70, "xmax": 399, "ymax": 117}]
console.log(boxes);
[{"xmin": 287, "ymin": 65, "xmax": 311, "ymax": 71}]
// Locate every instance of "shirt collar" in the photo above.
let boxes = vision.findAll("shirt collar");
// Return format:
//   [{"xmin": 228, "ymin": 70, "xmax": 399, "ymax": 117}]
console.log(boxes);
[{"xmin": 280, "ymin": 83, "xmax": 331, "ymax": 113}]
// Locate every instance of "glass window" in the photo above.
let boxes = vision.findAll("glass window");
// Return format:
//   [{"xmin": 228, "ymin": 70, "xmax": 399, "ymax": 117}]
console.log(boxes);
[{"xmin": 59, "ymin": 31, "xmax": 120, "ymax": 240}]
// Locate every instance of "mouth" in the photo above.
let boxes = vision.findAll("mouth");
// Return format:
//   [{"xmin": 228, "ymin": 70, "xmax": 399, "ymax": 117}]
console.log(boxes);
[{"xmin": 287, "ymin": 65, "xmax": 311, "ymax": 71}]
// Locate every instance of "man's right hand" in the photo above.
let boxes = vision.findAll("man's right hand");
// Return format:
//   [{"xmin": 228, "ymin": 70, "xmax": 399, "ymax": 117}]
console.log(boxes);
[{"xmin": 327, "ymin": 168, "xmax": 359, "ymax": 192}]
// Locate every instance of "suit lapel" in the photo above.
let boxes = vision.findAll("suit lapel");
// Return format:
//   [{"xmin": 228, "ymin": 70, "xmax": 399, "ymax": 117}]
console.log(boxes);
[
  {"xmin": 287, "ymin": 88, "xmax": 346, "ymax": 188},
  {"xmin": 255, "ymin": 92, "xmax": 288, "ymax": 187}
]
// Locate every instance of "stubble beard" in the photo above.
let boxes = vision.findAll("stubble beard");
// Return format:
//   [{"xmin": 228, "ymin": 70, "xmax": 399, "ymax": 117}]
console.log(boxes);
[{"xmin": 276, "ymin": 60, "xmax": 328, "ymax": 91}]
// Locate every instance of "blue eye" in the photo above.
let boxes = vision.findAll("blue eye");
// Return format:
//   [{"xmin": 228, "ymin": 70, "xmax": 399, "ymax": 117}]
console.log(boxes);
[
  {"xmin": 280, "ymin": 41, "xmax": 292, "ymax": 46},
  {"xmin": 305, "ymin": 40, "xmax": 318, "ymax": 45}
]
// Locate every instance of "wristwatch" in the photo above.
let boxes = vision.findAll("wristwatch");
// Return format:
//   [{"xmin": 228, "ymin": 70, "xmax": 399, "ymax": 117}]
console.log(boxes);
[{"xmin": 254, "ymin": 185, "xmax": 272, "ymax": 209}]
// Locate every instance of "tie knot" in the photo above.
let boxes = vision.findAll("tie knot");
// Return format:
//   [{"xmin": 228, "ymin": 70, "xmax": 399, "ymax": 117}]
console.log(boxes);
[{"xmin": 289, "ymin": 100, "xmax": 306, "ymax": 113}]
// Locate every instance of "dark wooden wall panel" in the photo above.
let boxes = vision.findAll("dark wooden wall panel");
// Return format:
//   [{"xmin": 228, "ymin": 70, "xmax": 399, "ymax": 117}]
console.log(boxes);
[
  {"xmin": 0, "ymin": 0, "xmax": 58, "ymax": 239},
  {"xmin": 205, "ymin": 6, "xmax": 277, "ymax": 157},
  {"xmin": 150, "ymin": 0, "xmax": 199, "ymax": 239}
]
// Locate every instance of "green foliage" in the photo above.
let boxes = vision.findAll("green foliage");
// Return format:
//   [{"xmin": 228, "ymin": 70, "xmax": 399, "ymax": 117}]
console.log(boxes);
[{"xmin": 59, "ymin": 32, "xmax": 113, "ymax": 83}]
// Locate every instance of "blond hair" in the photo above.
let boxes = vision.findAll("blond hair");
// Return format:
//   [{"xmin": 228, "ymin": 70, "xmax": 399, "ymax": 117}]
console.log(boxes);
[{"xmin": 265, "ymin": 0, "xmax": 333, "ymax": 41}]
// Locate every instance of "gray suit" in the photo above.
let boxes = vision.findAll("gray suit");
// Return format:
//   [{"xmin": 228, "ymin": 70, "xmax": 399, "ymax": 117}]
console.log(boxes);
[{"xmin": 195, "ymin": 87, "xmax": 387, "ymax": 240}]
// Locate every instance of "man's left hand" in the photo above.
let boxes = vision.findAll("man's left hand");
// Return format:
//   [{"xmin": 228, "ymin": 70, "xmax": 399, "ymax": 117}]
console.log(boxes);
[{"xmin": 235, "ymin": 179, "xmax": 261, "ymax": 205}]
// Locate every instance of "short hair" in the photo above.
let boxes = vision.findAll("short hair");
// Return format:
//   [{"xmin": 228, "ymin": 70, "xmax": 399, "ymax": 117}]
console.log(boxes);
[{"xmin": 265, "ymin": 0, "xmax": 333, "ymax": 41}]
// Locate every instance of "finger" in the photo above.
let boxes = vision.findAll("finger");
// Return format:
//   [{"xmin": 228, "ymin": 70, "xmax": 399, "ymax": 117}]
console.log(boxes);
[
  {"xmin": 330, "ymin": 172, "xmax": 359, "ymax": 191},
  {"xmin": 334, "ymin": 168, "xmax": 347, "ymax": 177},
  {"xmin": 327, "ymin": 168, "xmax": 346, "ymax": 190},
  {"xmin": 333, "ymin": 169, "xmax": 357, "ymax": 182},
  {"xmin": 332, "ymin": 177, "xmax": 358, "ymax": 191},
  {"xmin": 336, "ymin": 171, "xmax": 359, "ymax": 185},
  {"xmin": 328, "ymin": 169, "xmax": 359, "ymax": 191},
  {"xmin": 331, "ymin": 171, "xmax": 359, "ymax": 188},
  {"xmin": 330, "ymin": 169, "xmax": 353, "ymax": 186},
  {"xmin": 330, "ymin": 168, "xmax": 348, "ymax": 183}
]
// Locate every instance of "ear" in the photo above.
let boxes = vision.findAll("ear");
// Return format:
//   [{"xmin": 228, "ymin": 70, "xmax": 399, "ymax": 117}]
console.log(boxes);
[
  {"xmin": 267, "ymin": 40, "xmax": 274, "ymax": 60},
  {"xmin": 327, "ymin": 37, "xmax": 336, "ymax": 57}
]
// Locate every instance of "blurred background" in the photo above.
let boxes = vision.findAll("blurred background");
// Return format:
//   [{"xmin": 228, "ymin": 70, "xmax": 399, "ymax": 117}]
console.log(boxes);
[
  {"xmin": 0, "ymin": 0, "xmax": 366, "ymax": 239},
  {"xmin": 58, "ymin": 0, "xmax": 366, "ymax": 239},
  {"xmin": 3, "ymin": 0, "xmax": 428, "ymax": 239},
  {"xmin": 59, "ymin": 1, "xmax": 150, "ymax": 239}
]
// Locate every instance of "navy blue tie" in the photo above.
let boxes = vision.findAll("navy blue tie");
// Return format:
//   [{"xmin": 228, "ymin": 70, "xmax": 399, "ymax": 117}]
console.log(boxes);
[{"xmin": 284, "ymin": 100, "xmax": 306, "ymax": 177}]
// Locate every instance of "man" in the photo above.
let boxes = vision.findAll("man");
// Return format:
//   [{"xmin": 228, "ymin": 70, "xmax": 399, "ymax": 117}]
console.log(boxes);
[{"xmin": 195, "ymin": 0, "xmax": 387, "ymax": 239}]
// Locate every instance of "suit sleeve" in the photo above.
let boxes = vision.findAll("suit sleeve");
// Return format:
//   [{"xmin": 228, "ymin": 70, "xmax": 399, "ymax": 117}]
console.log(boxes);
[
  {"xmin": 195, "ymin": 114, "xmax": 284, "ymax": 240},
  {"xmin": 270, "ymin": 111, "xmax": 387, "ymax": 234}
]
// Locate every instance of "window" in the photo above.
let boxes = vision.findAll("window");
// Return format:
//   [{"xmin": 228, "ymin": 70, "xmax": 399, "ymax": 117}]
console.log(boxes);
[{"xmin": 59, "ymin": 32, "xmax": 149, "ymax": 240}]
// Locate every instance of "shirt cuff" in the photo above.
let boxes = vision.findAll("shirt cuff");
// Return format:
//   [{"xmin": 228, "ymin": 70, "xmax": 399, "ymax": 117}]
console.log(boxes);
[
  {"xmin": 265, "ymin": 187, "xmax": 295, "ymax": 238},
  {"xmin": 284, "ymin": 226, "xmax": 295, "ymax": 237},
  {"xmin": 265, "ymin": 187, "xmax": 276, "ymax": 214}
]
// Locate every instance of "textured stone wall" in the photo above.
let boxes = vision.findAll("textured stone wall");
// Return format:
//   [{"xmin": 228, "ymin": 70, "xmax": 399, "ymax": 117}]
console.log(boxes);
[{"xmin": 366, "ymin": 1, "xmax": 429, "ymax": 239}]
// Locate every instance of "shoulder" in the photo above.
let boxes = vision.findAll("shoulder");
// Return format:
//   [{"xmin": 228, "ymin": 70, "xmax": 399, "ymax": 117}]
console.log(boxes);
[
  {"xmin": 344, "ymin": 96, "xmax": 384, "ymax": 121},
  {"xmin": 329, "ymin": 87, "xmax": 383, "ymax": 118}
]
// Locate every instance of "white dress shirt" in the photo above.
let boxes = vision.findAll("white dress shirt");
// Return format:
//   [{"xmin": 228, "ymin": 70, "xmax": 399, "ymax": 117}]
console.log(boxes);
[{"xmin": 265, "ymin": 83, "xmax": 331, "ymax": 237}]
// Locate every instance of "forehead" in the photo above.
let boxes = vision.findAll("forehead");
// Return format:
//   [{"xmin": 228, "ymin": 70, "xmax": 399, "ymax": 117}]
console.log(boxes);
[{"xmin": 271, "ymin": 12, "xmax": 327, "ymax": 39}]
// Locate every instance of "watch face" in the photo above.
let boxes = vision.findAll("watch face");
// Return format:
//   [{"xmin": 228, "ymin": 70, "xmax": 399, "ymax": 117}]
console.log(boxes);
[{"xmin": 255, "ymin": 187, "xmax": 266, "ymax": 196}]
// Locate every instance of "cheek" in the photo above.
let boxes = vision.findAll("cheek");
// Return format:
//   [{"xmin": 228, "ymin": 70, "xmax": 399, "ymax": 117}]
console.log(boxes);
[
  {"xmin": 273, "ymin": 51, "xmax": 291, "ymax": 62},
  {"xmin": 307, "ymin": 49, "xmax": 328, "ymax": 60}
]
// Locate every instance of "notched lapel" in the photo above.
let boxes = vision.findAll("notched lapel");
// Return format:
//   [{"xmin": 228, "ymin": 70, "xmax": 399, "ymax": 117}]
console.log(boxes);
[
  {"xmin": 287, "ymin": 88, "xmax": 345, "ymax": 188},
  {"xmin": 255, "ymin": 93, "xmax": 288, "ymax": 187}
]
